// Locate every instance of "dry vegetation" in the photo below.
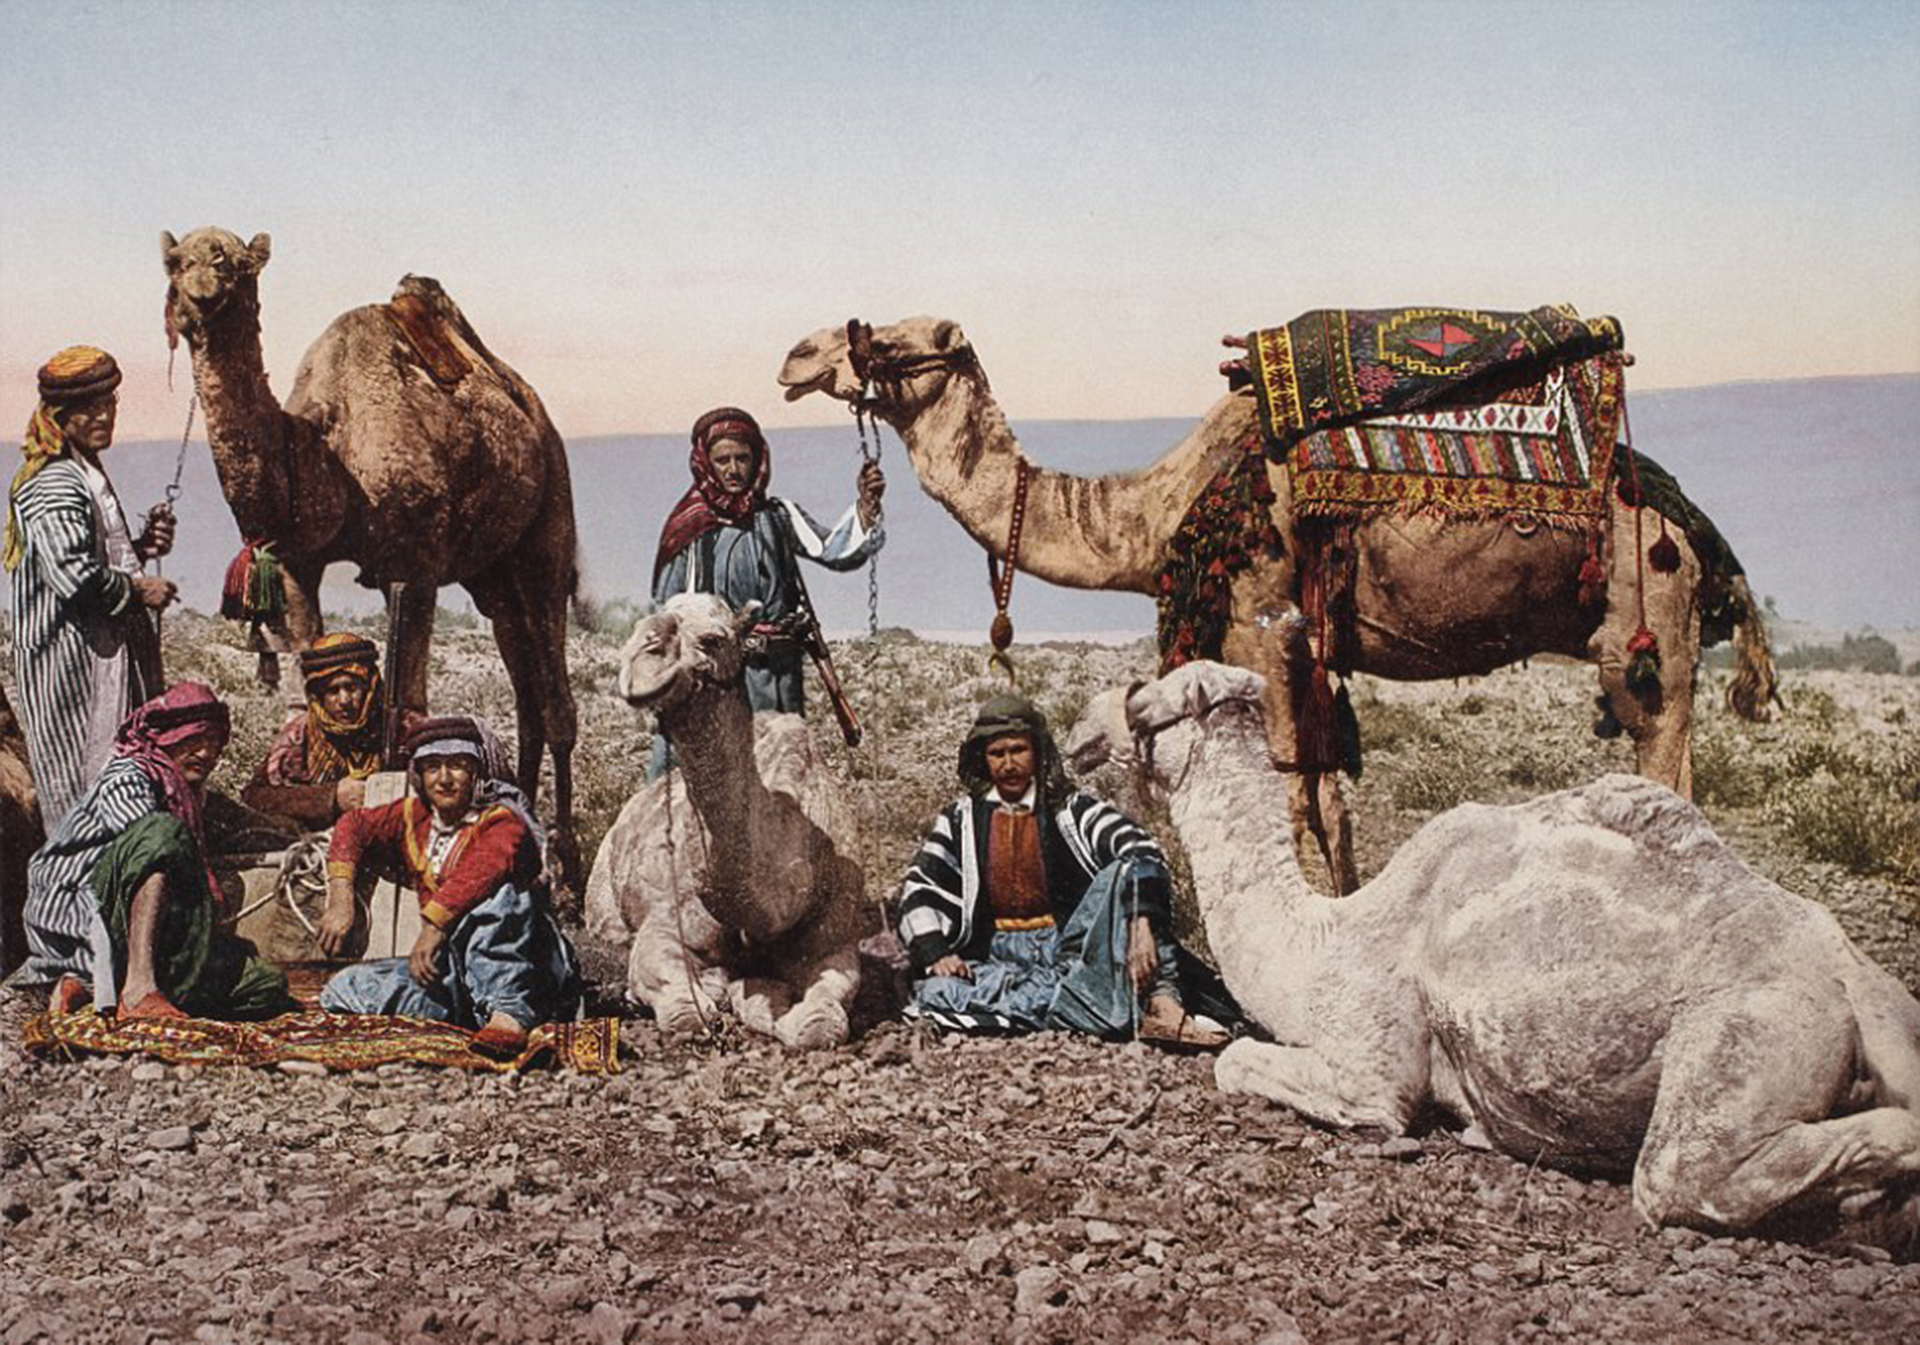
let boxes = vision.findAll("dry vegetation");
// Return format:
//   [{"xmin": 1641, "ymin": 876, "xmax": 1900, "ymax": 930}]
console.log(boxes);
[{"xmin": 4, "ymin": 610, "xmax": 1919, "ymax": 1342}]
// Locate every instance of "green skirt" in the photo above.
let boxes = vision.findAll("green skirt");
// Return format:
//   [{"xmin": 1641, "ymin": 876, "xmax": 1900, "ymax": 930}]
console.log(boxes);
[{"xmin": 90, "ymin": 813, "xmax": 295, "ymax": 1021}]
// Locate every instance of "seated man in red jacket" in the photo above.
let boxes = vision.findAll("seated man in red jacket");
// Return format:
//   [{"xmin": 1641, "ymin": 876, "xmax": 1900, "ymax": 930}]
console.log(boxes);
[{"xmin": 314, "ymin": 716, "xmax": 579, "ymax": 1056}]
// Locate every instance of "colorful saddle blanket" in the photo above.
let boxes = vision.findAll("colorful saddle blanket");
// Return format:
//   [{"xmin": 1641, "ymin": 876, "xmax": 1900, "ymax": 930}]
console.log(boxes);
[{"xmin": 1244, "ymin": 303, "xmax": 1624, "ymax": 442}]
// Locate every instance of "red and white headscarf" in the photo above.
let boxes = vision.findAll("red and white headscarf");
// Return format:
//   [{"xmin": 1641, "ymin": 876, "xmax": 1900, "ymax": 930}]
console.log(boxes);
[
  {"xmin": 113, "ymin": 682, "xmax": 231, "ymax": 898},
  {"xmin": 651, "ymin": 406, "xmax": 772, "ymax": 582}
]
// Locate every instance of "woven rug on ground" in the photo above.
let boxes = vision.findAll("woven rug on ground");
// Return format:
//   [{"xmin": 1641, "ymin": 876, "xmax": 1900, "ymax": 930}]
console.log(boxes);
[
  {"xmin": 1287, "ymin": 353, "xmax": 1626, "ymax": 523},
  {"xmin": 22, "ymin": 1008, "xmax": 621, "ymax": 1074},
  {"xmin": 1245, "ymin": 303, "xmax": 1623, "ymax": 444}
]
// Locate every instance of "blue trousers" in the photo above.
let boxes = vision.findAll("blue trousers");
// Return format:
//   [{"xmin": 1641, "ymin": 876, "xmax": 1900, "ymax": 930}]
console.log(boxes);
[
  {"xmin": 910, "ymin": 858, "xmax": 1179, "ymax": 1037},
  {"xmin": 320, "ymin": 885, "xmax": 580, "ymax": 1029}
]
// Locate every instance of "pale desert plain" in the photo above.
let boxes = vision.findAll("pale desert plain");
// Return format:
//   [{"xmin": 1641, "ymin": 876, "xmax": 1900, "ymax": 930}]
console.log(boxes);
[{"xmin": 2, "ymin": 607, "xmax": 1917, "ymax": 1344}]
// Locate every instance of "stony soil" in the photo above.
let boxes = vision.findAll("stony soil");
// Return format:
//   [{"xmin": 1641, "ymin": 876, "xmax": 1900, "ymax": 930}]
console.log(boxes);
[{"xmin": 4, "ymin": 615, "xmax": 1918, "ymax": 1343}]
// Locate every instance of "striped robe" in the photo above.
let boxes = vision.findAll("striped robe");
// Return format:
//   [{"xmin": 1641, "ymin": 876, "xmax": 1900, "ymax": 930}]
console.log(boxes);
[
  {"xmin": 18, "ymin": 755, "xmax": 162, "ymax": 988},
  {"xmin": 897, "ymin": 790, "xmax": 1168, "ymax": 970},
  {"xmin": 7, "ymin": 458, "xmax": 160, "ymax": 828},
  {"xmin": 653, "ymin": 498, "xmax": 882, "ymax": 714}
]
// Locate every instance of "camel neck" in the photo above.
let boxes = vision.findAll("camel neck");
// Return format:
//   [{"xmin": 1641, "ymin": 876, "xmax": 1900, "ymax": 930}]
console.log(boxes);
[
  {"xmin": 891, "ymin": 371, "xmax": 1254, "ymax": 594},
  {"xmin": 663, "ymin": 691, "xmax": 761, "ymax": 912},
  {"xmin": 189, "ymin": 297, "xmax": 293, "ymax": 542},
  {"xmin": 1157, "ymin": 715, "xmax": 1330, "ymax": 1039}
]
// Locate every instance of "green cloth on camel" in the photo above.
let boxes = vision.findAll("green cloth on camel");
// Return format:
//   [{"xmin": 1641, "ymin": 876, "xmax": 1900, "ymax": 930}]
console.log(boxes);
[{"xmin": 91, "ymin": 813, "xmax": 296, "ymax": 1021}]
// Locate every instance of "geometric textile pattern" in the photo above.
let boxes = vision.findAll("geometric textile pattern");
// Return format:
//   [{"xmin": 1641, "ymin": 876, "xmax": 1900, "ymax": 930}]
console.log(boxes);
[
  {"xmin": 1246, "ymin": 303, "xmax": 1624, "ymax": 445},
  {"xmin": 22, "ymin": 1008, "xmax": 621, "ymax": 1074},
  {"xmin": 1288, "ymin": 354, "xmax": 1626, "ymax": 524}
]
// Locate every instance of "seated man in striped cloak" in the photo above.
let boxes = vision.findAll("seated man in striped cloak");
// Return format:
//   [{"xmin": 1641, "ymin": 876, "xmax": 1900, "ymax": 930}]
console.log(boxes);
[
  {"xmin": 19, "ymin": 683, "xmax": 294, "ymax": 1020},
  {"xmin": 896, "ymin": 694, "xmax": 1231, "ymax": 1048}
]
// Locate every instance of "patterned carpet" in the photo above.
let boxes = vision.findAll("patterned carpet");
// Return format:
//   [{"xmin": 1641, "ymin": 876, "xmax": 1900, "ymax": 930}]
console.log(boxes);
[{"xmin": 22, "ymin": 1005, "xmax": 621, "ymax": 1074}]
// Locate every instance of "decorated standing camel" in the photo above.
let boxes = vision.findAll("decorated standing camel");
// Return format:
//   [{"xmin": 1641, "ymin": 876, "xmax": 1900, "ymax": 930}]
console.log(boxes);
[
  {"xmin": 1065, "ymin": 657, "xmax": 1920, "ymax": 1237},
  {"xmin": 161, "ymin": 228, "xmax": 581, "ymax": 888},
  {"xmin": 779, "ymin": 317, "xmax": 1776, "ymax": 893},
  {"xmin": 584, "ymin": 594, "xmax": 865, "ymax": 1049}
]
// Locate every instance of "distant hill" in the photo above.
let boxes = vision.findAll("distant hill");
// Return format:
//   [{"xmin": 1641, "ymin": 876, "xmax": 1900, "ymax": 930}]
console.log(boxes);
[{"xmin": 63, "ymin": 373, "xmax": 1919, "ymax": 642}]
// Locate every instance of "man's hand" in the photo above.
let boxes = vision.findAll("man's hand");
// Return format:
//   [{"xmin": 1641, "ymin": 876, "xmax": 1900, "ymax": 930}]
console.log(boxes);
[
  {"xmin": 409, "ymin": 922, "xmax": 448, "ymax": 987},
  {"xmin": 1127, "ymin": 915, "xmax": 1159, "ymax": 995},
  {"xmin": 856, "ymin": 460, "xmax": 886, "ymax": 528},
  {"xmin": 929, "ymin": 953, "xmax": 972, "ymax": 981},
  {"xmin": 130, "ymin": 575, "xmax": 177, "ymax": 611},
  {"xmin": 135, "ymin": 507, "xmax": 176, "ymax": 560},
  {"xmin": 315, "ymin": 880, "xmax": 359, "ymax": 958},
  {"xmin": 333, "ymin": 777, "xmax": 367, "ymax": 813}
]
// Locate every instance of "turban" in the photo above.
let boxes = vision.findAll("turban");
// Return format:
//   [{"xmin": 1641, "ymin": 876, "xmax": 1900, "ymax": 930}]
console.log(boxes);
[
  {"xmin": 6, "ymin": 347, "xmax": 124, "ymax": 571},
  {"xmin": 957, "ymin": 692, "xmax": 1070, "ymax": 806},
  {"xmin": 297, "ymin": 633, "xmax": 385, "ymax": 781}
]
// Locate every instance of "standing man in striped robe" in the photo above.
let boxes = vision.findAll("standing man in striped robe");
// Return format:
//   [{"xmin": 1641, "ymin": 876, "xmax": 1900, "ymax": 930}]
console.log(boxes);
[
  {"xmin": 5, "ymin": 347, "xmax": 176, "ymax": 829},
  {"xmin": 896, "ymin": 693, "xmax": 1231, "ymax": 1048}
]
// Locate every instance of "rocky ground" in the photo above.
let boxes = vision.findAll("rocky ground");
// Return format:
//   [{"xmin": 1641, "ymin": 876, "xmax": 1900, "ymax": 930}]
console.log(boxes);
[{"xmin": 3, "ymin": 615, "xmax": 1918, "ymax": 1342}]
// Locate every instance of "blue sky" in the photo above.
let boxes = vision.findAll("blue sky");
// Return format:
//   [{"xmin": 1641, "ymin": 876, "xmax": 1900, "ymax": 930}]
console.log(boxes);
[{"xmin": 3, "ymin": 0, "xmax": 1916, "ymax": 441}]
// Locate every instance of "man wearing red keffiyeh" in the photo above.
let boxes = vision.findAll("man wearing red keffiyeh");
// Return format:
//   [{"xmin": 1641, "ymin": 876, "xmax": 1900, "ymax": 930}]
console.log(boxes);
[{"xmin": 647, "ymin": 406, "xmax": 884, "ymax": 776}]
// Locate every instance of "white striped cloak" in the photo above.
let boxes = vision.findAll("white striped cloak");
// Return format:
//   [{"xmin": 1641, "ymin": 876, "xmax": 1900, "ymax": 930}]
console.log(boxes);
[
  {"xmin": 17, "ymin": 755, "xmax": 162, "ymax": 987},
  {"xmin": 6, "ymin": 457, "xmax": 159, "ymax": 827}
]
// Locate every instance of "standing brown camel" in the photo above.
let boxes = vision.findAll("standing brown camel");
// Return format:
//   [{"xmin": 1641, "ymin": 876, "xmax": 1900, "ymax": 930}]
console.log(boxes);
[
  {"xmin": 779, "ymin": 316, "xmax": 1776, "ymax": 892},
  {"xmin": 161, "ymin": 227, "xmax": 581, "ymax": 893}
]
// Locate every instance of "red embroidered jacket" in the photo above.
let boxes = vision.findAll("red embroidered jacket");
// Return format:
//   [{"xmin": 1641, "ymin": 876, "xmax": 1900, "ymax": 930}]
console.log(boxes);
[{"xmin": 327, "ymin": 796, "xmax": 539, "ymax": 930}]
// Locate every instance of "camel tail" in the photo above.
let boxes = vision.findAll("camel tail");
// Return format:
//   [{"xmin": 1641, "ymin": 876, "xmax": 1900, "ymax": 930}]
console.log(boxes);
[{"xmin": 1723, "ymin": 574, "xmax": 1778, "ymax": 723}]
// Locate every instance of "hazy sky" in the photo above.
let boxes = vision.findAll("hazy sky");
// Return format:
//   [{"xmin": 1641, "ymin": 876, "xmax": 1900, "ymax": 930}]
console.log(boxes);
[{"xmin": 3, "ymin": 0, "xmax": 1916, "ymax": 442}]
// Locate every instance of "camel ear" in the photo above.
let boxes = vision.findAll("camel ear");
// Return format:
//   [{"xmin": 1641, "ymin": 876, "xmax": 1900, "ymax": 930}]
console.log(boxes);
[
  {"xmin": 246, "ymin": 233, "xmax": 272, "ymax": 271},
  {"xmin": 932, "ymin": 320, "xmax": 963, "ymax": 351},
  {"xmin": 161, "ymin": 232, "xmax": 181, "ymax": 272}
]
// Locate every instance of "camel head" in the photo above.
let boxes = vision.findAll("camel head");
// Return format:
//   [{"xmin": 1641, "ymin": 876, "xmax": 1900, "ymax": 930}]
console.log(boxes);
[
  {"xmin": 1069, "ymin": 661, "xmax": 1272, "ymax": 796},
  {"xmin": 778, "ymin": 316, "xmax": 981, "ymax": 424},
  {"xmin": 617, "ymin": 594, "xmax": 759, "ymax": 718},
  {"xmin": 161, "ymin": 227, "xmax": 271, "ymax": 345}
]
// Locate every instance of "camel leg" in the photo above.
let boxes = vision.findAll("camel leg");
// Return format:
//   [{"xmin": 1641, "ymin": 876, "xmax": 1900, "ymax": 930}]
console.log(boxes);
[
  {"xmin": 727, "ymin": 976, "xmax": 794, "ymax": 1040},
  {"xmin": 468, "ymin": 568, "xmax": 582, "ymax": 905},
  {"xmin": 387, "ymin": 580, "xmax": 438, "ymax": 719},
  {"xmin": 771, "ymin": 928, "xmax": 861, "ymax": 1050},
  {"xmin": 627, "ymin": 917, "xmax": 722, "ymax": 1035},
  {"xmin": 1215, "ymin": 1027, "xmax": 1427, "ymax": 1134},
  {"xmin": 1633, "ymin": 986, "xmax": 1920, "ymax": 1232}
]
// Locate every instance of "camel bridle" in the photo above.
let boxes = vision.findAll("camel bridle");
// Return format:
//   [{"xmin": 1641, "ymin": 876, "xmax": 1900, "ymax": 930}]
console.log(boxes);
[{"xmin": 1130, "ymin": 688, "xmax": 1266, "ymax": 799}]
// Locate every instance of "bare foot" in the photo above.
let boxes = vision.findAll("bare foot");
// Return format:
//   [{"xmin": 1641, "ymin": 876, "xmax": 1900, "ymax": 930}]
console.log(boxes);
[
  {"xmin": 471, "ymin": 1011, "xmax": 530, "ymax": 1060},
  {"xmin": 120, "ymin": 991, "xmax": 188, "ymax": 1022}
]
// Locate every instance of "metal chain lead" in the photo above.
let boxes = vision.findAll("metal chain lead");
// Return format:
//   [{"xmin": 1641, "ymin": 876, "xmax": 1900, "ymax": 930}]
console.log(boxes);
[{"xmin": 853, "ymin": 402, "xmax": 882, "ymax": 638}]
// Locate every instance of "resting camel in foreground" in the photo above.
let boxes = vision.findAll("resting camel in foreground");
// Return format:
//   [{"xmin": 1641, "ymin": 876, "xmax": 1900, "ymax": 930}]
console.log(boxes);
[{"xmin": 1066, "ymin": 655, "xmax": 1920, "ymax": 1241}]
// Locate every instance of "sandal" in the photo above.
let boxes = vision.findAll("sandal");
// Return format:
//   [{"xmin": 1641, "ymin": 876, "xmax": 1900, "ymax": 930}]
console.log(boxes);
[
  {"xmin": 471, "ymin": 1017, "xmax": 530, "ymax": 1060},
  {"xmin": 1138, "ymin": 1007, "xmax": 1231, "ymax": 1054},
  {"xmin": 48, "ymin": 975, "xmax": 89, "ymax": 1015}
]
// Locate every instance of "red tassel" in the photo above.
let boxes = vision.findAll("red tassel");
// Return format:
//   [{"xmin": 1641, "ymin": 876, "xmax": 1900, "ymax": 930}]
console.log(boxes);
[
  {"xmin": 1299, "ymin": 663, "xmax": 1342, "ymax": 773},
  {"xmin": 1577, "ymin": 551, "xmax": 1607, "ymax": 607},
  {"xmin": 220, "ymin": 543, "xmax": 253, "ymax": 621},
  {"xmin": 1626, "ymin": 626, "xmax": 1662, "ymax": 696}
]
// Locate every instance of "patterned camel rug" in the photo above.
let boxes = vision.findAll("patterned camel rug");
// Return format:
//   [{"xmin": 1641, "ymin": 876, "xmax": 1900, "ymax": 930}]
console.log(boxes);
[{"xmin": 22, "ymin": 1008, "xmax": 621, "ymax": 1074}]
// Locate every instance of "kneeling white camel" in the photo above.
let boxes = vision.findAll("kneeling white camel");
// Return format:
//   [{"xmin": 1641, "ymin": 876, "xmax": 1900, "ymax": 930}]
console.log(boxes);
[
  {"xmin": 1066, "ymin": 656, "xmax": 1920, "ymax": 1237},
  {"xmin": 584, "ymin": 595, "xmax": 864, "ymax": 1048}
]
